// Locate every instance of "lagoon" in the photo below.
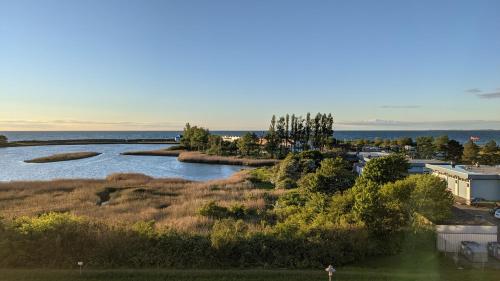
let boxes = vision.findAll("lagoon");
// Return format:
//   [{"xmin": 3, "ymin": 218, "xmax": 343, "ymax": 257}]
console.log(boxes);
[{"xmin": 0, "ymin": 144, "xmax": 244, "ymax": 181}]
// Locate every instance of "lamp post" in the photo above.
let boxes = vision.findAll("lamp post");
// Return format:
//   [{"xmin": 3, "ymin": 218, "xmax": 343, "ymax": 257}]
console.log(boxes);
[
  {"xmin": 325, "ymin": 265, "xmax": 336, "ymax": 281},
  {"xmin": 77, "ymin": 261, "xmax": 84, "ymax": 275}
]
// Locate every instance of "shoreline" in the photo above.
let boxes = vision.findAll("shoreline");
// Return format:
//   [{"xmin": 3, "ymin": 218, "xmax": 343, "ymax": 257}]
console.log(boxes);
[
  {"xmin": 5, "ymin": 139, "xmax": 179, "ymax": 147},
  {"xmin": 121, "ymin": 148, "xmax": 280, "ymax": 167}
]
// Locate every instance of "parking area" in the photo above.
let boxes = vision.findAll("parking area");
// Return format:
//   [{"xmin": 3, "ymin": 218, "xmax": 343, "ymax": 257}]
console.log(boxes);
[{"xmin": 453, "ymin": 203, "xmax": 499, "ymax": 226}]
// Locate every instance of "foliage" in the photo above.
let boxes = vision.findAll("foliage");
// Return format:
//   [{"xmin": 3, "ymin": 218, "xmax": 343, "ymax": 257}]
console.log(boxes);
[
  {"xmin": 181, "ymin": 123, "xmax": 210, "ymax": 151},
  {"xmin": 198, "ymin": 201, "xmax": 255, "ymax": 220},
  {"xmin": 299, "ymin": 157, "xmax": 355, "ymax": 194},
  {"xmin": 416, "ymin": 136, "xmax": 435, "ymax": 159},
  {"xmin": 480, "ymin": 140, "xmax": 499, "ymax": 165},
  {"xmin": 462, "ymin": 140, "xmax": 479, "ymax": 164},
  {"xmin": 361, "ymin": 154, "xmax": 409, "ymax": 185},
  {"xmin": 445, "ymin": 139, "xmax": 463, "ymax": 162},
  {"xmin": 0, "ymin": 135, "xmax": 7, "ymax": 146},
  {"xmin": 265, "ymin": 112, "xmax": 334, "ymax": 157},
  {"xmin": 237, "ymin": 132, "xmax": 260, "ymax": 156}
]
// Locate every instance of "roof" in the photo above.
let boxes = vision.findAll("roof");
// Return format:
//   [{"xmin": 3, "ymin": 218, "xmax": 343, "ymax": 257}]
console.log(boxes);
[{"xmin": 425, "ymin": 164, "xmax": 500, "ymax": 180}]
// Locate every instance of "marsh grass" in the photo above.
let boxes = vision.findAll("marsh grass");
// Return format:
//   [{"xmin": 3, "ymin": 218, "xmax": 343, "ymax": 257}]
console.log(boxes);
[
  {"xmin": 24, "ymin": 152, "xmax": 101, "ymax": 163},
  {"xmin": 178, "ymin": 151, "xmax": 280, "ymax": 166},
  {"xmin": 0, "ymin": 171, "xmax": 279, "ymax": 233}
]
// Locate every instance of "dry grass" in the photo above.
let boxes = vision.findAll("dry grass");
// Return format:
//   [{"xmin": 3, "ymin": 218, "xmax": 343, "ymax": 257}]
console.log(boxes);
[
  {"xmin": 178, "ymin": 151, "xmax": 280, "ymax": 167},
  {"xmin": 24, "ymin": 152, "xmax": 101, "ymax": 163},
  {"xmin": 121, "ymin": 149, "xmax": 182, "ymax": 157},
  {"xmin": 0, "ymin": 171, "xmax": 282, "ymax": 233}
]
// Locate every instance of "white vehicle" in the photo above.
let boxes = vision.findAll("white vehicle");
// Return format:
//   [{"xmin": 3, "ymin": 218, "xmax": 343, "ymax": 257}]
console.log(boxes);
[{"xmin": 495, "ymin": 209, "xmax": 500, "ymax": 219}]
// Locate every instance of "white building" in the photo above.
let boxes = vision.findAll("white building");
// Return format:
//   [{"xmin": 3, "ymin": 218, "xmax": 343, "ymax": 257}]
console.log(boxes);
[{"xmin": 425, "ymin": 164, "xmax": 500, "ymax": 203}]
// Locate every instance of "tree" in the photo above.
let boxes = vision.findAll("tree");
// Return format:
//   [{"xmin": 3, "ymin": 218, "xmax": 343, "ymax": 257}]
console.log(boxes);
[
  {"xmin": 373, "ymin": 138, "xmax": 383, "ymax": 147},
  {"xmin": 237, "ymin": 132, "xmax": 259, "ymax": 156},
  {"xmin": 433, "ymin": 135, "xmax": 449, "ymax": 155},
  {"xmin": 361, "ymin": 154, "xmax": 409, "ymax": 185},
  {"xmin": 0, "ymin": 135, "xmax": 7, "ymax": 146},
  {"xmin": 379, "ymin": 174, "xmax": 453, "ymax": 224},
  {"xmin": 397, "ymin": 137, "xmax": 412, "ymax": 147},
  {"xmin": 480, "ymin": 140, "xmax": 499, "ymax": 165},
  {"xmin": 304, "ymin": 113, "xmax": 311, "ymax": 150},
  {"xmin": 274, "ymin": 154, "xmax": 302, "ymax": 189},
  {"xmin": 445, "ymin": 140, "xmax": 463, "ymax": 163},
  {"xmin": 416, "ymin": 136, "xmax": 435, "ymax": 159},
  {"xmin": 180, "ymin": 123, "xmax": 210, "ymax": 151},
  {"xmin": 462, "ymin": 140, "xmax": 479, "ymax": 164},
  {"xmin": 299, "ymin": 157, "xmax": 355, "ymax": 194},
  {"xmin": 207, "ymin": 135, "xmax": 223, "ymax": 155},
  {"xmin": 265, "ymin": 115, "xmax": 280, "ymax": 158},
  {"xmin": 408, "ymin": 174, "xmax": 454, "ymax": 222}
]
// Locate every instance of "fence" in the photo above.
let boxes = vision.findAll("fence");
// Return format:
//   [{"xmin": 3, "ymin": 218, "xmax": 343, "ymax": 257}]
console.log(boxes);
[{"xmin": 436, "ymin": 225, "xmax": 498, "ymax": 253}]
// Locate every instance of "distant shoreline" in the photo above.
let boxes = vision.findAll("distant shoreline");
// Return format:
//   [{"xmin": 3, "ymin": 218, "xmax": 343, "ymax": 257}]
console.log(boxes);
[{"xmin": 5, "ymin": 139, "xmax": 179, "ymax": 147}]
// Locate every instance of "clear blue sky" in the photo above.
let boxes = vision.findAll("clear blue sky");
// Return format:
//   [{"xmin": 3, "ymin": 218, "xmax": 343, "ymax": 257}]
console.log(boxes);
[{"xmin": 1, "ymin": 0, "xmax": 499, "ymax": 130}]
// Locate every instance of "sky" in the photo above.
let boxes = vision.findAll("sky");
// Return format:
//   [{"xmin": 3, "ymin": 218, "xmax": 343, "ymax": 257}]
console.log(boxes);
[{"xmin": 1, "ymin": 0, "xmax": 499, "ymax": 131}]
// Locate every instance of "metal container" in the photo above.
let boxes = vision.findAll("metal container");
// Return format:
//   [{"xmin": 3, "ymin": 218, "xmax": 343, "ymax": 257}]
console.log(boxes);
[
  {"xmin": 487, "ymin": 242, "xmax": 500, "ymax": 260},
  {"xmin": 460, "ymin": 241, "xmax": 488, "ymax": 263}
]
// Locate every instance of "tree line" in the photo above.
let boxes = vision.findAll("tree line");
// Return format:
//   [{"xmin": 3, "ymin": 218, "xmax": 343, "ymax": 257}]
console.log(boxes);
[
  {"xmin": 178, "ymin": 112, "xmax": 334, "ymax": 159},
  {"xmin": 346, "ymin": 135, "xmax": 499, "ymax": 165},
  {"xmin": 265, "ymin": 113, "xmax": 334, "ymax": 158}
]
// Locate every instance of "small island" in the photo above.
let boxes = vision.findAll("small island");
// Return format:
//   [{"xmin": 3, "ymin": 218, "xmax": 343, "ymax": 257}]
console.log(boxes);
[{"xmin": 24, "ymin": 152, "xmax": 101, "ymax": 163}]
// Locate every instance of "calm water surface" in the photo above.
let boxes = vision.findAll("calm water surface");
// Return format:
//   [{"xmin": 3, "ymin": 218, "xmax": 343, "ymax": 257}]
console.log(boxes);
[{"xmin": 0, "ymin": 144, "xmax": 244, "ymax": 181}]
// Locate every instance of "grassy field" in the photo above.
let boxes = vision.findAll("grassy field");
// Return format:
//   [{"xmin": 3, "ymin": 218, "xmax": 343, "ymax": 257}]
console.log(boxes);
[
  {"xmin": 24, "ymin": 152, "xmax": 101, "ymax": 163},
  {"xmin": 0, "ymin": 171, "xmax": 280, "ymax": 232}
]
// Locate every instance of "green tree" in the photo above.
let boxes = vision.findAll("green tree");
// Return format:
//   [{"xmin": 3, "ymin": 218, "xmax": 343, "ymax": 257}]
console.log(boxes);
[
  {"xmin": 361, "ymin": 154, "xmax": 409, "ymax": 185},
  {"xmin": 274, "ymin": 154, "xmax": 301, "ymax": 189},
  {"xmin": 207, "ymin": 135, "xmax": 223, "ymax": 155},
  {"xmin": 433, "ymin": 135, "xmax": 449, "ymax": 154},
  {"xmin": 462, "ymin": 140, "xmax": 479, "ymax": 164},
  {"xmin": 480, "ymin": 140, "xmax": 499, "ymax": 165},
  {"xmin": 299, "ymin": 157, "xmax": 355, "ymax": 194},
  {"xmin": 0, "ymin": 135, "xmax": 7, "ymax": 146},
  {"xmin": 416, "ymin": 136, "xmax": 435, "ymax": 159},
  {"xmin": 373, "ymin": 137, "xmax": 383, "ymax": 147},
  {"xmin": 265, "ymin": 115, "xmax": 280, "ymax": 158},
  {"xmin": 445, "ymin": 139, "xmax": 463, "ymax": 163},
  {"xmin": 237, "ymin": 132, "xmax": 259, "ymax": 156},
  {"xmin": 180, "ymin": 123, "xmax": 210, "ymax": 151},
  {"xmin": 408, "ymin": 174, "xmax": 453, "ymax": 222},
  {"xmin": 397, "ymin": 137, "xmax": 412, "ymax": 147}
]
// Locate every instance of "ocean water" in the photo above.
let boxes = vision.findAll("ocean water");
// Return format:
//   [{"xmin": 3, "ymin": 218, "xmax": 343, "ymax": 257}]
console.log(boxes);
[
  {"xmin": 0, "ymin": 144, "xmax": 244, "ymax": 182},
  {"xmin": 1, "ymin": 130, "xmax": 499, "ymax": 144}
]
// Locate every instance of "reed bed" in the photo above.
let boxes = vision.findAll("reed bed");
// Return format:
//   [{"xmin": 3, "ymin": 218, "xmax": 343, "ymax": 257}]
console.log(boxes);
[
  {"xmin": 121, "ymin": 149, "xmax": 182, "ymax": 157},
  {"xmin": 177, "ymin": 151, "xmax": 280, "ymax": 167},
  {"xmin": 0, "ymin": 171, "xmax": 279, "ymax": 233},
  {"xmin": 24, "ymin": 152, "xmax": 101, "ymax": 163}
]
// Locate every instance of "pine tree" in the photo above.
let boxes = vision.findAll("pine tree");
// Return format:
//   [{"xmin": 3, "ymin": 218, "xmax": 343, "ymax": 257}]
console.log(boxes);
[{"xmin": 462, "ymin": 140, "xmax": 479, "ymax": 164}]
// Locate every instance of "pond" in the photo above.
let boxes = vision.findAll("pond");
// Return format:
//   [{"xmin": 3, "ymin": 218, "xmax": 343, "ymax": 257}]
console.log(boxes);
[{"xmin": 0, "ymin": 144, "xmax": 245, "ymax": 181}]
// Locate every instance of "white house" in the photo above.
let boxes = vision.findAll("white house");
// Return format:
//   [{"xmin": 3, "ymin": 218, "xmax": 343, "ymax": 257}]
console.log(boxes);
[{"xmin": 425, "ymin": 164, "xmax": 500, "ymax": 203}]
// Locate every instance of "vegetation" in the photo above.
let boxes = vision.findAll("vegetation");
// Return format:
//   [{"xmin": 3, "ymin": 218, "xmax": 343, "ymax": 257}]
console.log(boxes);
[
  {"xmin": 0, "ymin": 152, "xmax": 456, "ymax": 269},
  {"xmin": 179, "ymin": 112, "xmax": 334, "ymax": 160},
  {"xmin": 360, "ymin": 154, "xmax": 409, "ymax": 185},
  {"xmin": 178, "ymin": 151, "xmax": 279, "ymax": 166},
  {"xmin": 121, "ymin": 149, "xmax": 183, "ymax": 157},
  {"xmin": 24, "ymin": 152, "xmax": 101, "ymax": 163},
  {"xmin": 0, "ymin": 134, "xmax": 7, "ymax": 146},
  {"xmin": 462, "ymin": 140, "xmax": 480, "ymax": 164}
]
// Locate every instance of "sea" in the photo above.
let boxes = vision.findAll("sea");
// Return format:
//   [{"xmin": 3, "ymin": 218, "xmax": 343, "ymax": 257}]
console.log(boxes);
[{"xmin": 1, "ymin": 130, "xmax": 499, "ymax": 144}]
